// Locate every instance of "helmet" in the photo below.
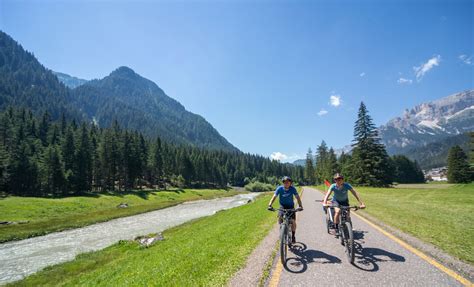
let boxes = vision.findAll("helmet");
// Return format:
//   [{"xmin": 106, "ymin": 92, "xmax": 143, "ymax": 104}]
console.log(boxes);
[
  {"xmin": 281, "ymin": 176, "xmax": 292, "ymax": 182},
  {"xmin": 333, "ymin": 173, "xmax": 344, "ymax": 180}
]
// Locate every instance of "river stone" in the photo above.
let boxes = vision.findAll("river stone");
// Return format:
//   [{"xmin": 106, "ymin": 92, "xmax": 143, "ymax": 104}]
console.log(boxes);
[{"xmin": 136, "ymin": 233, "xmax": 164, "ymax": 247}]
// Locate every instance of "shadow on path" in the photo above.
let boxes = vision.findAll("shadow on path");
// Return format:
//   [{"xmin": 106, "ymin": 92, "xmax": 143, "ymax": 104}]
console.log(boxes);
[
  {"xmin": 352, "ymin": 230, "xmax": 406, "ymax": 272},
  {"xmin": 284, "ymin": 242, "xmax": 342, "ymax": 273}
]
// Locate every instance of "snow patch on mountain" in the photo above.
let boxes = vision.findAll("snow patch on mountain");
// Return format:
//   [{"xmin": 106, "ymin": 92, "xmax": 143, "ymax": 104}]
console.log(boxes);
[{"xmin": 379, "ymin": 89, "xmax": 474, "ymax": 154}]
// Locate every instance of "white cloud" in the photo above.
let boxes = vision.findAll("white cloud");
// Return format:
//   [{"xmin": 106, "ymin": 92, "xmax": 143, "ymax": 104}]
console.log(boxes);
[
  {"xmin": 360, "ymin": 72, "xmax": 366, "ymax": 77},
  {"xmin": 459, "ymin": 54, "xmax": 473, "ymax": 65},
  {"xmin": 329, "ymin": 94, "xmax": 341, "ymax": 107},
  {"xmin": 317, "ymin": 109, "xmax": 328, "ymax": 116},
  {"xmin": 270, "ymin": 152, "xmax": 301, "ymax": 162},
  {"xmin": 413, "ymin": 55, "xmax": 441, "ymax": 81},
  {"xmin": 397, "ymin": 77, "xmax": 413, "ymax": 84},
  {"xmin": 270, "ymin": 152, "xmax": 288, "ymax": 161}
]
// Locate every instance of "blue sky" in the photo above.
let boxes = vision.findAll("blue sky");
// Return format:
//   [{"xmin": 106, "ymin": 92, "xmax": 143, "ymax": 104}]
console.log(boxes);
[{"xmin": 1, "ymin": 0, "xmax": 473, "ymax": 162}]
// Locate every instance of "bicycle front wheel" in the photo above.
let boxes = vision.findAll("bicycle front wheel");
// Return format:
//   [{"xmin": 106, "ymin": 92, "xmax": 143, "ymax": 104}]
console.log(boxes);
[
  {"xmin": 280, "ymin": 224, "xmax": 288, "ymax": 265},
  {"xmin": 343, "ymin": 221, "xmax": 355, "ymax": 263}
]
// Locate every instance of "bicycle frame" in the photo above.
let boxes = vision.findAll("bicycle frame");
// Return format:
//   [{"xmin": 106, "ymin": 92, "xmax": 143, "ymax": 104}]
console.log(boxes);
[
  {"xmin": 271, "ymin": 207, "xmax": 300, "ymax": 265},
  {"xmin": 327, "ymin": 204, "xmax": 358, "ymax": 225}
]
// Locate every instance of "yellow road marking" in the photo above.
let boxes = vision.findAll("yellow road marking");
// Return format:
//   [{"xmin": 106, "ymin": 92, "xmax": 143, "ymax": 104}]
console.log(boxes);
[
  {"xmin": 267, "ymin": 187, "xmax": 305, "ymax": 287},
  {"xmin": 352, "ymin": 211, "xmax": 473, "ymax": 287},
  {"xmin": 268, "ymin": 259, "xmax": 283, "ymax": 287}
]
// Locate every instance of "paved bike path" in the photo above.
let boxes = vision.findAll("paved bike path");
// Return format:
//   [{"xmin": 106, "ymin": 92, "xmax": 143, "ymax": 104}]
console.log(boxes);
[{"xmin": 271, "ymin": 187, "xmax": 464, "ymax": 287}]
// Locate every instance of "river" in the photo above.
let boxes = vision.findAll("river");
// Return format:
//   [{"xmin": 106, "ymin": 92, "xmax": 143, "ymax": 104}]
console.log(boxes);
[{"xmin": 0, "ymin": 193, "xmax": 259, "ymax": 284}]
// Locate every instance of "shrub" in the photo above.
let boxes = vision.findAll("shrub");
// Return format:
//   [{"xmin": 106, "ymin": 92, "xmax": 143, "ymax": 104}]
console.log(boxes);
[{"xmin": 244, "ymin": 181, "xmax": 274, "ymax": 192}]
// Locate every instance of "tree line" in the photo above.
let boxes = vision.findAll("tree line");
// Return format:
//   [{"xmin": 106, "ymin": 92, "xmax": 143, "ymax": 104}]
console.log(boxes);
[
  {"xmin": 447, "ymin": 140, "xmax": 473, "ymax": 183},
  {"xmin": 304, "ymin": 102, "xmax": 425, "ymax": 186},
  {"xmin": 0, "ymin": 107, "xmax": 304, "ymax": 197}
]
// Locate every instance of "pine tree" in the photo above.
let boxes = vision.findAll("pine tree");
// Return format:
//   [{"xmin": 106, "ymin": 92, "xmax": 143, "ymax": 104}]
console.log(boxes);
[
  {"xmin": 327, "ymin": 148, "xmax": 339, "ymax": 180},
  {"xmin": 391, "ymin": 155, "xmax": 425, "ymax": 183},
  {"xmin": 74, "ymin": 124, "xmax": 92, "ymax": 193},
  {"xmin": 39, "ymin": 145, "xmax": 66, "ymax": 196},
  {"xmin": 62, "ymin": 127, "xmax": 75, "ymax": 190},
  {"xmin": 9, "ymin": 143, "xmax": 39, "ymax": 196},
  {"xmin": 90, "ymin": 125, "xmax": 102, "ymax": 191},
  {"xmin": 304, "ymin": 148, "xmax": 315, "ymax": 184},
  {"xmin": 351, "ymin": 102, "xmax": 393, "ymax": 186},
  {"xmin": 0, "ymin": 141, "xmax": 9, "ymax": 192},
  {"xmin": 38, "ymin": 111, "xmax": 50, "ymax": 146},
  {"xmin": 338, "ymin": 151, "xmax": 353, "ymax": 182},
  {"xmin": 179, "ymin": 151, "xmax": 194, "ymax": 185},
  {"xmin": 447, "ymin": 145, "xmax": 471, "ymax": 183},
  {"xmin": 315, "ymin": 141, "xmax": 330, "ymax": 184}
]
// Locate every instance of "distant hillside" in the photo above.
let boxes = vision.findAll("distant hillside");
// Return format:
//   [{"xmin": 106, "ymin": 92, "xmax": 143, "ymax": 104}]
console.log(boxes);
[
  {"xmin": 292, "ymin": 159, "xmax": 305, "ymax": 166},
  {"xmin": 0, "ymin": 30, "xmax": 83, "ymax": 121},
  {"xmin": 70, "ymin": 66, "xmax": 238, "ymax": 151},
  {"xmin": 403, "ymin": 133, "xmax": 471, "ymax": 170},
  {"xmin": 0, "ymin": 30, "xmax": 237, "ymax": 152},
  {"xmin": 379, "ymin": 90, "xmax": 474, "ymax": 155},
  {"xmin": 53, "ymin": 71, "xmax": 88, "ymax": 89}
]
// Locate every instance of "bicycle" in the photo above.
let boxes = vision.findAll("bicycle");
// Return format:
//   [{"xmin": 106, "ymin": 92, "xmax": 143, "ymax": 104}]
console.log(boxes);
[
  {"xmin": 268, "ymin": 207, "xmax": 302, "ymax": 265},
  {"xmin": 324, "ymin": 204, "xmax": 360, "ymax": 263}
]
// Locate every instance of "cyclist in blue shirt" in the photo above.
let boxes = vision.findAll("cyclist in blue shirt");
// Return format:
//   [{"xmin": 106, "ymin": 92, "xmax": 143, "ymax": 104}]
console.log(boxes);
[
  {"xmin": 268, "ymin": 176, "xmax": 303, "ymax": 243},
  {"xmin": 323, "ymin": 173, "xmax": 365, "ymax": 235}
]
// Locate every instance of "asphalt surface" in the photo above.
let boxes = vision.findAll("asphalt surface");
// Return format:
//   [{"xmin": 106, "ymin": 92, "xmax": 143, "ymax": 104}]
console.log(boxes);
[{"xmin": 272, "ymin": 187, "xmax": 464, "ymax": 287}]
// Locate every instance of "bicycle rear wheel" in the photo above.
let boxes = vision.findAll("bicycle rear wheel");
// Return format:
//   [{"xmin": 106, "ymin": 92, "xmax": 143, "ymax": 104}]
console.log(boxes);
[
  {"xmin": 280, "ymin": 224, "xmax": 288, "ymax": 264},
  {"xmin": 343, "ymin": 221, "xmax": 355, "ymax": 263}
]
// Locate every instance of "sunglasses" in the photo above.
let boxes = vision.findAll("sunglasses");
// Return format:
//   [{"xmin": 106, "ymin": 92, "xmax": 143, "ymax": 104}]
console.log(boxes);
[{"xmin": 335, "ymin": 178, "xmax": 344, "ymax": 181}]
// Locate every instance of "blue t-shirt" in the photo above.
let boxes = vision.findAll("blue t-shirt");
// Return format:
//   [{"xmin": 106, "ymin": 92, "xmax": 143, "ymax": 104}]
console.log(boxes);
[
  {"xmin": 274, "ymin": 186, "xmax": 298, "ymax": 208},
  {"xmin": 329, "ymin": 183, "xmax": 353, "ymax": 202}
]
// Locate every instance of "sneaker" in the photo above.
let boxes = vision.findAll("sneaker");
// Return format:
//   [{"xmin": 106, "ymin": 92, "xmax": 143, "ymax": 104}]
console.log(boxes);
[{"xmin": 292, "ymin": 235, "xmax": 296, "ymax": 243}]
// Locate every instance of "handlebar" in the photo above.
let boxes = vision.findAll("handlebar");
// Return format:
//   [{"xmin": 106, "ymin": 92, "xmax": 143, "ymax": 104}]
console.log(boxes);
[
  {"xmin": 322, "ymin": 204, "xmax": 362, "ymax": 210},
  {"xmin": 268, "ymin": 207, "xmax": 303, "ymax": 212},
  {"xmin": 340, "ymin": 206, "xmax": 361, "ymax": 210}
]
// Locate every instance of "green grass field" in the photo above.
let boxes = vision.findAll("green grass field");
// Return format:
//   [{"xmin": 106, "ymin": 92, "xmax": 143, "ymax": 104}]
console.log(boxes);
[
  {"xmin": 9, "ymin": 194, "xmax": 275, "ymax": 287},
  {"xmin": 314, "ymin": 183, "xmax": 474, "ymax": 264},
  {"xmin": 0, "ymin": 189, "xmax": 238, "ymax": 242}
]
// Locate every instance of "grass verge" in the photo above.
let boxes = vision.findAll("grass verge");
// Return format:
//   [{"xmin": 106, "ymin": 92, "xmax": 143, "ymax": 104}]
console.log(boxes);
[
  {"xmin": 313, "ymin": 183, "xmax": 474, "ymax": 264},
  {"xmin": 0, "ymin": 189, "xmax": 238, "ymax": 243},
  {"xmin": 259, "ymin": 241, "xmax": 279, "ymax": 287},
  {"xmin": 8, "ymin": 194, "xmax": 275, "ymax": 287}
]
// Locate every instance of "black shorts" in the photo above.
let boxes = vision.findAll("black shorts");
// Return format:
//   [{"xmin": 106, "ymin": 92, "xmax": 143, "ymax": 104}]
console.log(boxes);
[
  {"xmin": 278, "ymin": 206, "xmax": 296, "ymax": 220},
  {"xmin": 331, "ymin": 199, "xmax": 349, "ymax": 207}
]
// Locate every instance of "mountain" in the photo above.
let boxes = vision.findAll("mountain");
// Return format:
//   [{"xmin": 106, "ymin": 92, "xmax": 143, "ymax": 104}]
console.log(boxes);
[
  {"xmin": 0, "ymin": 30, "xmax": 83, "ymax": 121},
  {"xmin": 70, "ymin": 66, "xmax": 238, "ymax": 151},
  {"xmin": 53, "ymin": 71, "xmax": 88, "ymax": 89},
  {"xmin": 379, "ymin": 90, "xmax": 474, "ymax": 155},
  {"xmin": 0, "ymin": 30, "xmax": 237, "ymax": 152},
  {"xmin": 292, "ymin": 159, "xmax": 305, "ymax": 166},
  {"xmin": 402, "ymin": 133, "xmax": 470, "ymax": 170}
]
